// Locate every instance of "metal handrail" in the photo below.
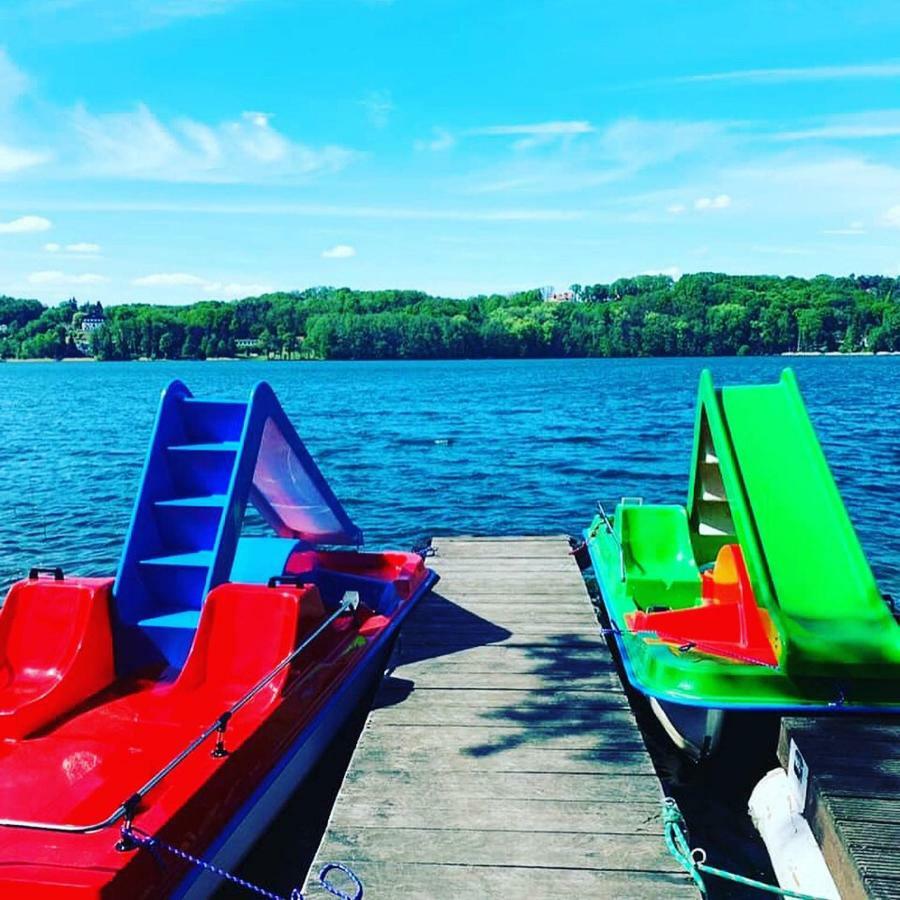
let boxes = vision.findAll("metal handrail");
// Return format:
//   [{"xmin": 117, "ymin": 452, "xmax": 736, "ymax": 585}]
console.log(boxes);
[
  {"xmin": 596, "ymin": 501, "xmax": 626, "ymax": 583},
  {"xmin": 0, "ymin": 591, "xmax": 360, "ymax": 836}
]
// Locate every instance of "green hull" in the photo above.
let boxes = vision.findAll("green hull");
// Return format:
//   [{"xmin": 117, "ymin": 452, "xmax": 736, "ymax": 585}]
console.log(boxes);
[{"xmin": 586, "ymin": 369, "xmax": 900, "ymax": 711}]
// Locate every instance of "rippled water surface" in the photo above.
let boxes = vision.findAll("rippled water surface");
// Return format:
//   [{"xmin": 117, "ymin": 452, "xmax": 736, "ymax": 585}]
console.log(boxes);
[{"xmin": 0, "ymin": 357, "xmax": 897, "ymax": 597}]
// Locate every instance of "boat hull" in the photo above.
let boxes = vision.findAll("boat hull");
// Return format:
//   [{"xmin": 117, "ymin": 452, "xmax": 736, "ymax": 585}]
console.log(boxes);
[{"xmin": 176, "ymin": 621, "xmax": 400, "ymax": 898}]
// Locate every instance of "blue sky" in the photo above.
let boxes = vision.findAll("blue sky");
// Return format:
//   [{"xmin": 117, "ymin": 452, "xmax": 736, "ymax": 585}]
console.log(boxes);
[{"xmin": 2, "ymin": 0, "xmax": 900, "ymax": 304}]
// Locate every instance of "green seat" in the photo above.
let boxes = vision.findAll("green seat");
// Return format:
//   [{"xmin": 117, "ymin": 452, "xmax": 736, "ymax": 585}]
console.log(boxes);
[{"xmin": 617, "ymin": 504, "xmax": 701, "ymax": 610}]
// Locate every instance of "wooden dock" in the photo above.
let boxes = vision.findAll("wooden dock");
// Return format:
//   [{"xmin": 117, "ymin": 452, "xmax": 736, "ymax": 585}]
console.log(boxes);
[
  {"xmin": 304, "ymin": 536, "xmax": 694, "ymax": 898},
  {"xmin": 778, "ymin": 717, "xmax": 900, "ymax": 900}
]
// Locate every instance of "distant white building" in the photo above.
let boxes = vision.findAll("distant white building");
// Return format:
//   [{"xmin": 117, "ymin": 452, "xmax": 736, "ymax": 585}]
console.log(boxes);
[
  {"xmin": 547, "ymin": 290, "xmax": 575, "ymax": 303},
  {"xmin": 236, "ymin": 338, "xmax": 259, "ymax": 351},
  {"xmin": 81, "ymin": 316, "xmax": 105, "ymax": 332}
]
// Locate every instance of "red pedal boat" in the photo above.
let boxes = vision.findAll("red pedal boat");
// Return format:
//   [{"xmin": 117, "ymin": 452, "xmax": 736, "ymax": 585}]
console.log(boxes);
[{"xmin": 0, "ymin": 380, "xmax": 437, "ymax": 898}]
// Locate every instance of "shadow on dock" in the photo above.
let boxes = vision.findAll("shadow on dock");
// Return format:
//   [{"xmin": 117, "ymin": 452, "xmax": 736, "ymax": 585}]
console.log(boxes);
[
  {"xmin": 394, "ymin": 590, "xmax": 513, "ymax": 664},
  {"xmin": 460, "ymin": 632, "xmax": 632, "ymax": 759}
]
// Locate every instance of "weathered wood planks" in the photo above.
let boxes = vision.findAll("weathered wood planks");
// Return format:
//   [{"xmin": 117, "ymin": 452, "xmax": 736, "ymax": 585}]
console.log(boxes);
[
  {"xmin": 304, "ymin": 536, "xmax": 695, "ymax": 898},
  {"xmin": 778, "ymin": 717, "xmax": 900, "ymax": 900}
]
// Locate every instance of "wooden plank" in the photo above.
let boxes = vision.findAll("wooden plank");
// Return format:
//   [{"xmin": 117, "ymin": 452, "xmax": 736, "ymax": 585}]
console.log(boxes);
[
  {"xmin": 385, "ymin": 671, "xmax": 624, "ymax": 692},
  {"xmin": 305, "ymin": 537, "xmax": 693, "ymax": 898},
  {"xmin": 347, "ymin": 746, "xmax": 656, "ymax": 776},
  {"xmin": 375, "ymin": 685, "xmax": 631, "ymax": 709},
  {"xmin": 327, "ymin": 797, "xmax": 665, "ymax": 833},
  {"xmin": 305, "ymin": 861, "xmax": 692, "ymax": 900},
  {"xmin": 359, "ymin": 724, "xmax": 649, "ymax": 753},
  {"xmin": 315, "ymin": 826, "xmax": 680, "ymax": 870}
]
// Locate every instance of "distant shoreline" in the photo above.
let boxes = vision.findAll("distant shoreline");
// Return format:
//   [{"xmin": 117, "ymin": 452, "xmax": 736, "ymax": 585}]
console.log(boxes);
[{"xmin": 3, "ymin": 351, "xmax": 900, "ymax": 364}]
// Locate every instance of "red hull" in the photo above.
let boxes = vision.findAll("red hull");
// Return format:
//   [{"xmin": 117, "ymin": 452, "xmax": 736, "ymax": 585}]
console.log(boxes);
[{"xmin": 0, "ymin": 552, "xmax": 431, "ymax": 898}]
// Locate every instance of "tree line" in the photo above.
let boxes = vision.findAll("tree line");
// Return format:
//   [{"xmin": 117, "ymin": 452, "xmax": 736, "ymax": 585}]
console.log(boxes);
[{"xmin": 1, "ymin": 273, "xmax": 898, "ymax": 361}]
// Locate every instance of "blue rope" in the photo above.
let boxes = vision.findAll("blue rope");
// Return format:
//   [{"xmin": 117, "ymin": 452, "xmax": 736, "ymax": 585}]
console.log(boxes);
[{"xmin": 122, "ymin": 825, "xmax": 363, "ymax": 900}]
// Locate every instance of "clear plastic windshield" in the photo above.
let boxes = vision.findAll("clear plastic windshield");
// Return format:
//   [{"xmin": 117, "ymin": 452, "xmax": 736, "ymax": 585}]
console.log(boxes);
[{"xmin": 251, "ymin": 417, "xmax": 353, "ymax": 543}]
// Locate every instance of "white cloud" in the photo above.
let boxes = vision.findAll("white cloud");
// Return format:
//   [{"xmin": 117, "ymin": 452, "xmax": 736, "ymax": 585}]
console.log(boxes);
[
  {"xmin": 132, "ymin": 272, "xmax": 208, "ymax": 287},
  {"xmin": 0, "ymin": 144, "xmax": 48, "ymax": 174},
  {"xmin": 694, "ymin": 194, "xmax": 732, "ymax": 210},
  {"xmin": 774, "ymin": 110, "xmax": 900, "ymax": 142},
  {"xmin": 321, "ymin": 244, "xmax": 357, "ymax": 259},
  {"xmin": 0, "ymin": 49, "xmax": 28, "ymax": 109},
  {"xmin": 674, "ymin": 61, "xmax": 900, "ymax": 85},
  {"xmin": 882, "ymin": 205, "xmax": 900, "ymax": 227},
  {"xmin": 601, "ymin": 118, "xmax": 726, "ymax": 169},
  {"xmin": 414, "ymin": 128, "xmax": 456, "ymax": 152},
  {"xmin": 469, "ymin": 121, "xmax": 594, "ymax": 137},
  {"xmin": 8, "ymin": 0, "xmax": 255, "ymax": 36},
  {"xmin": 131, "ymin": 272, "xmax": 271, "ymax": 298},
  {"xmin": 823, "ymin": 221, "xmax": 866, "ymax": 235},
  {"xmin": 28, "ymin": 270, "xmax": 108, "ymax": 285},
  {"xmin": 68, "ymin": 102, "xmax": 358, "ymax": 183},
  {"xmin": 45, "ymin": 241, "xmax": 101, "ymax": 253},
  {"xmin": 667, "ymin": 203, "xmax": 686, "ymax": 214},
  {"xmin": 0, "ymin": 215, "xmax": 52, "ymax": 233},
  {"xmin": 361, "ymin": 90, "xmax": 394, "ymax": 129}
]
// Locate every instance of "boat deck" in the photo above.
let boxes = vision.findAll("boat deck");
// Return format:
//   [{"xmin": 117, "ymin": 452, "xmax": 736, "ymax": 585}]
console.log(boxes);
[
  {"xmin": 304, "ymin": 535, "xmax": 694, "ymax": 898},
  {"xmin": 778, "ymin": 717, "xmax": 900, "ymax": 900}
]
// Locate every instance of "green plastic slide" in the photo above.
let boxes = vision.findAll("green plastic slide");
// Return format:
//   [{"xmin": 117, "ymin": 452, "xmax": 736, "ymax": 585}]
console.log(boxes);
[{"xmin": 722, "ymin": 370, "xmax": 900, "ymax": 674}]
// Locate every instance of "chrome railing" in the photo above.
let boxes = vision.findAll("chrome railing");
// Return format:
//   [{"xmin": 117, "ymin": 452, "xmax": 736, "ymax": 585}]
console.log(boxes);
[{"xmin": 0, "ymin": 590, "xmax": 360, "ymax": 838}]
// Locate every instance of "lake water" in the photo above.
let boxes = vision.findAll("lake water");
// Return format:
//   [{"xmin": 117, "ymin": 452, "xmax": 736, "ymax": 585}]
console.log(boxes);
[{"xmin": 0, "ymin": 357, "xmax": 897, "ymax": 599}]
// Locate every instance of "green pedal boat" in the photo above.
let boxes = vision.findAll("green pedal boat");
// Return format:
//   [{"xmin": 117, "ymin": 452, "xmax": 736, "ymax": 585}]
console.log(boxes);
[{"xmin": 584, "ymin": 369, "xmax": 900, "ymax": 759}]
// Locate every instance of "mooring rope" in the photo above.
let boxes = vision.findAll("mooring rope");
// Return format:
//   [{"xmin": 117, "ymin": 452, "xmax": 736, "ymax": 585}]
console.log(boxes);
[
  {"xmin": 661, "ymin": 798, "xmax": 829, "ymax": 900},
  {"xmin": 121, "ymin": 824, "xmax": 363, "ymax": 900}
]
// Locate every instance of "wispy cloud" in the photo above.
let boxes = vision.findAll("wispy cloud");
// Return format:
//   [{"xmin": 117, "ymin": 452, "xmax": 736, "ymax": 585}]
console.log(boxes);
[
  {"xmin": 414, "ymin": 127, "xmax": 456, "ymax": 152},
  {"xmin": 823, "ymin": 221, "xmax": 866, "ymax": 235},
  {"xmin": 7, "ymin": 0, "xmax": 256, "ymax": 37},
  {"xmin": 361, "ymin": 90, "xmax": 394, "ymax": 128},
  {"xmin": 321, "ymin": 244, "xmax": 356, "ymax": 259},
  {"xmin": 132, "ymin": 272, "xmax": 208, "ymax": 287},
  {"xmin": 694, "ymin": 194, "xmax": 732, "ymax": 210},
  {"xmin": 28, "ymin": 270, "xmax": 108, "ymax": 285},
  {"xmin": 468, "ymin": 121, "xmax": 594, "ymax": 137},
  {"xmin": 0, "ymin": 215, "xmax": 52, "ymax": 233},
  {"xmin": 22, "ymin": 199, "xmax": 587, "ymax": 222},
  {"xmin": 465, "ymin": 117, "xmax": 729, "ymax": 196},
  {"xmin": 0, "ymin": 51, "xmax": 358, "ymax": 184},
  {"xmin": 68, "ymin": 103, "xmax": 357, "ymax": 182},
  {"xmin": 882, "ymin": 205, "xmax": 900, "ymax": 227},
  {"xmin": 0, "ymin": 145, "xmax": 50, "ymax": 174},
  {"xmin": 673, "ymin": 61, "xmax": 900, "ymax": 85},
  {"xmin": 45, "ymin": 240, "xmax": 101, "ymax": 253},
  {"xmin": 131, "ymin": 271, "xmax": 271, "ymax": 298},
  {"xmin": 774, "ymin": 110, "xmax": 900, "ymax": 141},
  {"xmin": 0, "ymin": 49, "xmax": 28, "ymax": 109}
]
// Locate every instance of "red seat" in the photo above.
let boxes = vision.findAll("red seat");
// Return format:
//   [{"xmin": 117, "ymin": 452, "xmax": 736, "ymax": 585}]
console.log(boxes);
[
  {"xmin": 626, "ymin": 545, "xmax": 779, "ymax": 667},
  {"xmin": 170, "ymin": 582, "xmax": 326, "ymax": 712},
  {"xmin": 0, "ymin": 577, "xmax": 114, "ymax": 739}
]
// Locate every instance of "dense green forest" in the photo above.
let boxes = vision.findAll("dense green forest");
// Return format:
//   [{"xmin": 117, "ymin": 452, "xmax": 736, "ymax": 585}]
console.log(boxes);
[{"xmin": 1, "ymin": 273, "xmax": 899, "ymax": 361}]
